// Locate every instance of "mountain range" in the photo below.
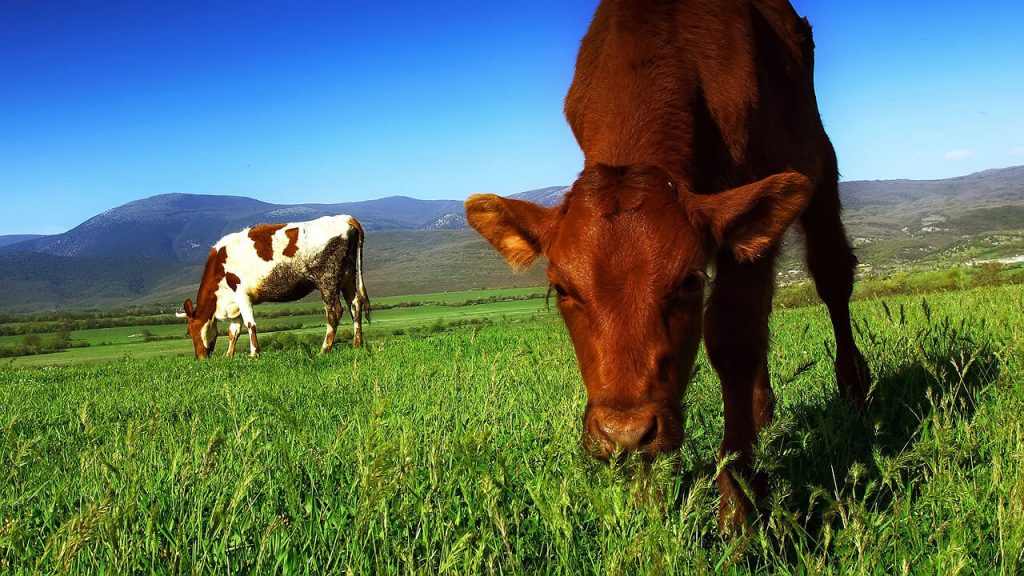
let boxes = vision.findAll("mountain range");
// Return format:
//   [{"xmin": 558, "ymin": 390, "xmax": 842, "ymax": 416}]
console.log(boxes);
[
  {"xmin": 1, "ymin": 167, "xmax": 1022, "ymax": 312},
  {"xmin": 0, "ymin": 186, "xmax": 572, "ymax": 263}
]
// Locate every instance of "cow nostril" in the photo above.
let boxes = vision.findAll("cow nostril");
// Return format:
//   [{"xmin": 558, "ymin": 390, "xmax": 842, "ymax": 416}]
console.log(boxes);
[
  {"xmin": 638, "ymin": 417, "xmax": 658, "ymax": 448},
  {"xmin": 597, "ymin": 415, "xmax": 659, "ymax": 452}
]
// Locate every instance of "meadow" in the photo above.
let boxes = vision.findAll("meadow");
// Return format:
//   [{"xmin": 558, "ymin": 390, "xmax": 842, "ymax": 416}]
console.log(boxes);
[
  {"xmin": 0, "ymin": 287, "xmax": 550, "ymax": 367},
  {"xmin": 1, "ymin": 278, "xmax": 1022, "ymax": 574},
  {"xmin": 2, "ymin": 264, "xmax": 1021, "ymax": 367}
]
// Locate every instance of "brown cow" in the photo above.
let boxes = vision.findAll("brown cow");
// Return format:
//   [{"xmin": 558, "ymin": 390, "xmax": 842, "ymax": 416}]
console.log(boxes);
[{"xmin": 466, "ymin": 0, "xmax": 870, "ymax": 524}]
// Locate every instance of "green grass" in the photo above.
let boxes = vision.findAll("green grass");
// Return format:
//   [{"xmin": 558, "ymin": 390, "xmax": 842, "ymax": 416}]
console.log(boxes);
[
  {"xmin": 1, "ymin": 283, "xmax": 1022, "ymax": 573},
  {"xmin": 4, "ymin": 288, "xmax": 551, "ymax": 367},
  {"xmin": 9, "ymin": 265, "xmax": 1024, "ymax": 368}
]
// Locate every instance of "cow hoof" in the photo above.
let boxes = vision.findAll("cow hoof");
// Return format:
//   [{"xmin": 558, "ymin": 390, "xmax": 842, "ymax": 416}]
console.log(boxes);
[
  {"xmin": 836, "ymin": 348, "xmax": 871, "ymax": 409},
  {"xmin": 716, "ymin": 468, "xmax": 765, "ymax": 533}
]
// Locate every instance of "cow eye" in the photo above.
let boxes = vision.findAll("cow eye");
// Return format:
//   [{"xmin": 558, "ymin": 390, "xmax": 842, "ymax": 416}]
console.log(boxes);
[{"xmin": 680, "ymin": 272, "xmax": 706, "ymax": 294}]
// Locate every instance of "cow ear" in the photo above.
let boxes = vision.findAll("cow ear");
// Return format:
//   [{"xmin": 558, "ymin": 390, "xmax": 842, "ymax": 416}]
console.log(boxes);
[
  {"xmin": 687, "ymin": 171, "xmax": 813, "ymax": 262},
  {"xmin": 465, "ymin": 194, "xmax": 557, "ymax": 270},
  {"xmin": 183, "ymin": 299, "xmax": 195, "ymax": 318}
]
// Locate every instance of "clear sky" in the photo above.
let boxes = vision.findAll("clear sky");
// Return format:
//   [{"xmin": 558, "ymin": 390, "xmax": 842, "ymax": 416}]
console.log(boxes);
[{"xmin": 2, "ymin": 0, "xmax": 1022, "ymax": 235}]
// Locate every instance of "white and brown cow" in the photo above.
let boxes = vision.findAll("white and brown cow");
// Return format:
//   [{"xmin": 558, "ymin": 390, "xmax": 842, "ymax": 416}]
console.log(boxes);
[{"xmin": 177, "ymin": 215, "xmax": 370, "ymax": 359}]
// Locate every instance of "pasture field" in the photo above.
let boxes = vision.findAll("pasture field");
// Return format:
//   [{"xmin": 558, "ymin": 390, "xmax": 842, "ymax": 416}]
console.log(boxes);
[
  {"xmin": 3, "ymin": 264, "xmax": 1021, "ymax": 368},
  {"xmin": 1, "ymin": 283, "xmax": 1023, "ymax": 573},
  {"xmin": 1, "ymin": 287, "xmax": 550, "ymax": 367}
]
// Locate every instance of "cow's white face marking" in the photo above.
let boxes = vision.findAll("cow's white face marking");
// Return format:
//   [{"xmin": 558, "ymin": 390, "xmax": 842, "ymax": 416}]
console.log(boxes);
[{"xmin": 199, "ymin": 319, "xmax": 218, "ymax": 352}]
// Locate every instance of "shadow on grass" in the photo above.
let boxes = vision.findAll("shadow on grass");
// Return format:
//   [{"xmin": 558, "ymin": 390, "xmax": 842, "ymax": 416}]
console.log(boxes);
[{"xmin": 761, "ymin": 314, "xmax": 1000, "ymax": 544}]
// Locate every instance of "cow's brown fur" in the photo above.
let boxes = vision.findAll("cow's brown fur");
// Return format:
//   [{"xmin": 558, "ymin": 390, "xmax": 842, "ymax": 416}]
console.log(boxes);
[
  {"xmin": 248, "ymin": 224, "xmax": 286, "ymax": 261},
  {"xmin": 465, "ymin": 0, "xmax": 870, "ymax": 526},
  {"xmin": 225, "ymin": 272, "xmax": 241, "ymax": 292},
  {"xmin": 183, "ymin": 247, "xmax": 228, "ymax": 358},
  {"xmin": 283, "ymin": 227, "xmax": 300, "ymax": 258},
  {"xmin": 347, "ymin": 217, "xmax": 363, "ymax": 238}
]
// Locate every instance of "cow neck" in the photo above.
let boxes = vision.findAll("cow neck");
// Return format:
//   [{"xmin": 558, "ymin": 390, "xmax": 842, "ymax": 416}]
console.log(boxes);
[{"xmin": 194, "ymin": 247, "xmax": 227, "ymax": 323}]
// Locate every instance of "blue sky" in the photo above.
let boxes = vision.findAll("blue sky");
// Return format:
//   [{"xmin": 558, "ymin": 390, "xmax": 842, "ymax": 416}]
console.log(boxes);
[{"xmin": 1, "ymin": 1, "xmax": 1022, "ymax": 235}]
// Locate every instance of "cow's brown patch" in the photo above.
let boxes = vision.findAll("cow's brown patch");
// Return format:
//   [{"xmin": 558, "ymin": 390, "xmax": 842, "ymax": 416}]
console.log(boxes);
[
  {"xmin": 183, "ymin": 246, "xmax": 228, "ymax": 358},
  {"xmin": 226, "ymin": 272, "xmax": 241, "ymax": 292},
  {"xmin": 347, "ymin": 217, "xmax": 363, "ymax": 237},
  {"xmin": 195, "ymin": 247, "xmax": 228, "ymax": 323},
  {"xmin": 248, "ymin": 224, "xmax": 286, "ymax": 261},
  {"xmin": 283, "ymin": 227, "xmax": 300, "ymax": 257},
  {"xmin": 247, "ymin": 322, "xmax": 261, "ymax": 356}
]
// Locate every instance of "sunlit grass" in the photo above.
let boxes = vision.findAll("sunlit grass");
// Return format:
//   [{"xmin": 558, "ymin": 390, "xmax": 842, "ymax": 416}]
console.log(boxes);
[{"xmin": 1, "ymin": 284, "xmax": 1022, "ymax": 573}]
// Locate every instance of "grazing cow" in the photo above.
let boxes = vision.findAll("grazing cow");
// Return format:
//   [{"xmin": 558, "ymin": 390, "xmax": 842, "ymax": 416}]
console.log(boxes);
[
  {"xmin": 177, "ymin": 215, "xmax": 370, "ymax": 359},
  {"xmin": 465, "ymin": 0, "xmax": 870, "ymax": 524}
]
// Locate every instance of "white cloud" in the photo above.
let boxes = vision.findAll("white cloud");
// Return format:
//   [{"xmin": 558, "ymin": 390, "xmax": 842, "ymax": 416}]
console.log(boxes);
[
  {"xmin": 944, "ymin": 149, "xmax": 975, "ymax": 160},
  {"xmin": 1010, "ymin": 145, "xmax": 1024, "ymax": 156}
]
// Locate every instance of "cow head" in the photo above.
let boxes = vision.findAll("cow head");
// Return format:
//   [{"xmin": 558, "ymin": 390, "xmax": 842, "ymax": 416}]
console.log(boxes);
[
  {"xmin": 177, "ymin": 298, "xmax": 218, "ymax": 359},
  {"xmin": 466, "ymin": 165, "xmax": 811, "ymax": 458}
]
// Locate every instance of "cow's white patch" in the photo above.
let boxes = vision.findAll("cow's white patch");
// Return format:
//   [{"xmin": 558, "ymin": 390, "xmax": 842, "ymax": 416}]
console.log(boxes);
[
  {"xmin": 199, "ymin": 319, "xmax": 217, "ymax": 350},
  {"xmin": 212, "ymin": 215, "xmax": 353, "ymax": 308}
]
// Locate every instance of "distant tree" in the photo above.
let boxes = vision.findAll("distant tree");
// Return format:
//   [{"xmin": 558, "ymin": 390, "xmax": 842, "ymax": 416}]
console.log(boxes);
[{"xmin": 973, "ymin": 262, "xmax": 1004, "ymax": 286}]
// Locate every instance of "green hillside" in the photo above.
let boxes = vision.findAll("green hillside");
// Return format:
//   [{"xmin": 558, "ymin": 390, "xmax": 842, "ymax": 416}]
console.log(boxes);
[{"xmin": 1, "ymin": 166, "xmax": 1022, "ymax": 312}]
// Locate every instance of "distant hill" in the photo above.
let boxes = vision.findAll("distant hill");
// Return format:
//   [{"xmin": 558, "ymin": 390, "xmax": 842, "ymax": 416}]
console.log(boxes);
[
  {"xmin": 0, "ymin": 234, "xmax": 47, "ymax": 248},
  {"xmin": 0, "ymin": 167, "xmax": 1022, "ymax": 311},
  {"xmin": 0, "ymin": 188, "xmax": 562, "ymax": 311},
  {"xmin": 828, "ymin": 166, "xmax": 1024, "ymax": 274},
  {"xmin": 0, "ymin": 187, "xmax": 573, "ymax": 262},
  {"xmin": 510, "ymin": 186, "xmax": 572, "ymax": 207},
  {"xmin": 0, "ymin": 230, "xmax": 547, "ymax": 313},
  {"xmin": 0, "ymin": 193, "xmax": 469, "ymax": 261},
  {"xmin": 0, "ymin": 251, "xmax": 197, "ymax": 311},
  {"xmin": 840, "ymin": 166, "xmax": 1024, "ymax": 210}
]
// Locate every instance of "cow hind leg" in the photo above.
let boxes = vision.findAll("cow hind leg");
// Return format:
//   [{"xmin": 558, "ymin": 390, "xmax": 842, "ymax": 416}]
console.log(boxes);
[
  {"xmin": 321, "ymin": 295, "xmax": 343, "ymax": 354},
  {"xmin": 800, "ymin": 169, "xmax": 871, "ymax": 407},
  {"xmin": 342, "ymin": 281, "xmax": 364, "ymax": 348},
  {"xmin": 704, "ymin": 250, "xmax": 777, "ymax": 529}
]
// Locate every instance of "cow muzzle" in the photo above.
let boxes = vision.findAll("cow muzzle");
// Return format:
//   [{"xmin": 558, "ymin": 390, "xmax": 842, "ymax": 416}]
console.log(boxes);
[{"xmin": 583, "ymin": 403, "xmax": 683, "ymax": 459}]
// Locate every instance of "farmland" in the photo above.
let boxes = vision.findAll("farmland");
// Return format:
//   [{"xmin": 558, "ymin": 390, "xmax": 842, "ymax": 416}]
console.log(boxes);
[
  {"xmin": 0, "ymin": 287, "xmax": 550, "ymax": 367},
  {"xmin": 1, "ymin": 278, "xmax": 1023, "ymax": 573}
]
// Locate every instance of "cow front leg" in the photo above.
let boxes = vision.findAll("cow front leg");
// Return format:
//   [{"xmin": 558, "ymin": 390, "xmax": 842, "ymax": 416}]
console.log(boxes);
[
  {"xmin": 704, "ymin": 249, "xmax": 777, "ymax": 530},
  {"xmin": 225, "ymin": 323, "xmax": 241, "ymax": 357},
  {"xmin": 321, "ymin": 296, "xmax": 342, "ymax": 354},
  {"xmin": 236, "ymin": 296, "xmax": 260, "ymax": 358},
  {"xmin": 800, "ymin": 165, "xmax": 871, "ymax": 407}
]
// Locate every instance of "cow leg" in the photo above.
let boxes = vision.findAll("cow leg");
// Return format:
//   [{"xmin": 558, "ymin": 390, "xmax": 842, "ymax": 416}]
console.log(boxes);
[
  {"xmin": 341, "ymin": 280, "xmax": 364, "ymax": 348},
  {"xmin": 321, "ymin": 294, "xmax": 343, "ymax": 354},
  {"xmin": 225, "ymin": 322, "xmax": 241, "ymax": 357},
  {"xmin": 800, "ymin": 165, "xmax": 870, "ymax": 406},
  {"xmin": 704, "ymin": 248, "xmax": 777, "ymax": 529},
  {"xmin": 236, "ymin": 296, "xmax": 260, "ymax": 358}
]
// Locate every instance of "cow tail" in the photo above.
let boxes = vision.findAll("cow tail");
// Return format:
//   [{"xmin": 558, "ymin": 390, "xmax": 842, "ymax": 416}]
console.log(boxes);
[{"xmin": 354, "ymin": 220, "xmax": 371, "ymax": 323}]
